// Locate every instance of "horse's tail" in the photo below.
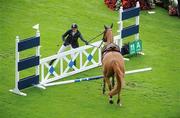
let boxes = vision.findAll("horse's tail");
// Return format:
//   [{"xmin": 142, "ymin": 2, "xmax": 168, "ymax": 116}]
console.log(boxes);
[{"xmin": 109, "ymin": 61, "xmax": 124, "ymax": 96}]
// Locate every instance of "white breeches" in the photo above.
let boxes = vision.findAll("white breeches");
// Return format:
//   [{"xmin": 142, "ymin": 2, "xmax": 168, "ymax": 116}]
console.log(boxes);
[{"xmin": 58, "ymin": 45, "xmax": 75, "ymax": 58}]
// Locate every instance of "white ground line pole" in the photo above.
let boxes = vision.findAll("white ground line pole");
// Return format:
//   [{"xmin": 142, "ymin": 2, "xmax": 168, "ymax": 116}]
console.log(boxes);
[
  {"xmin": 44, "ymin": 67, "xmax": 152, "ymax": 87},
  {"xmin": 123, "ymin": 58, "xmax": 130, "ymax": 61},
  {"xmin": 125, "ymin": 67, "xmax": 152, "ymax": 74}
]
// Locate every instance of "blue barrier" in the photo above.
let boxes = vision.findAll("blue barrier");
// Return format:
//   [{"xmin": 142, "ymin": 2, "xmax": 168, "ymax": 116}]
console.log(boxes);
[
  {"xmin": 18, "ymin": 37, "xmax": 40, "ymax": 52},
  {"xmin": 18, "ymin": 75, "xmax": 39, "ymax": 90},
  {"xmin": 18, "ymin": 56, "xmax": 39, "ymax": 71},
  {"xmin": 121, "ymin": 25, "xmax": 139, "ymax": 38},
  {"xmin": 122, "ymin": 7, "xmax": 140, "ymax": 20}
]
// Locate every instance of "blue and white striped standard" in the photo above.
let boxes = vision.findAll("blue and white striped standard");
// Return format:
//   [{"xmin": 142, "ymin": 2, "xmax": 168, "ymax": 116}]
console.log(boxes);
[
  {"xmin": 117, "ymin": 1, "xmax": 140, "ymax": 49},
  {"xmin": 10, "ymin": 24, "xmax": 45, "ymax": 96}
]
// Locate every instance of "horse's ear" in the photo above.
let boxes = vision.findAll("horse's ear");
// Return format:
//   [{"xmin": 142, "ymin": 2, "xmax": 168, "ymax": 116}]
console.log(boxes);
[
  {"xmin": 110, "ymin": 23, "xmax": 113, "ymax": 28},
  {"xmin": 104, "ymin": 25, "xmax": 107, "ymax": 29}
]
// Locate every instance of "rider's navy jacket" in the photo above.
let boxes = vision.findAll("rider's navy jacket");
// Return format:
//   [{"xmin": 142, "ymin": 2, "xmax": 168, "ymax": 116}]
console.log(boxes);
[{"xmin": 62, "ymin": 29, "xmax": 87, "ymax": 48}]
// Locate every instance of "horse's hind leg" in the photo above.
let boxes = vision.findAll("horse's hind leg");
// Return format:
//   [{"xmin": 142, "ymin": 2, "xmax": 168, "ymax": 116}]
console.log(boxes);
[
  {"xmin": 117, "ymin": 92, "xmax": 122, "ymax": 106},
  {"xmin": 117, "ymin": 77, "xmax": 122, "ymax": 106},
  {"xmin": 111, "ymin": 75, "xmax": 115, "ymax": 89},
  {"xmin": 117, "ymin": 92, "xmax": 120, "ymax": 104},
  {"xmin": 102, "ymin": 78, "xmax": 106, "ymax": 94},
  {"xmin": 109, "ymin": 96, "xmax": 113, "ymax": 104},
  {"xmin": 105, "ymin": 77, "xmax": 113, "ymax": 104}
]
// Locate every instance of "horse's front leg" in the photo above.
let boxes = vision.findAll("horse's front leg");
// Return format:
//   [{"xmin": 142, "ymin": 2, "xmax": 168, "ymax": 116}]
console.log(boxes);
[{"xmin": 105, "ymin": 77, "xmax": 113, "ymax": 104}]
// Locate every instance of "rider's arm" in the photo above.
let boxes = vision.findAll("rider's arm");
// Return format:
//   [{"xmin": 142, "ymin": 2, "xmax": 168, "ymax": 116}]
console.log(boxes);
[
  {"xmin": 62, "ymin": 30, "xmax": 71, "ymax": 41},
  {"xmin": 79, "ymin": 32, "xmax": 88, "ymax": 45}
]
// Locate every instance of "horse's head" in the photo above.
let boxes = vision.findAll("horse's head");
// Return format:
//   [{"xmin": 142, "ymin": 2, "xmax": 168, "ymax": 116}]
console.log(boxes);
[{"xmin": 102, "ymin": 24, "xmax": 113, "ymax": 44}]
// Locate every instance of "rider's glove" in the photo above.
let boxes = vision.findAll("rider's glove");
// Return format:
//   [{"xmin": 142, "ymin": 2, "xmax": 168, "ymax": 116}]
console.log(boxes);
[{"xmin": 85, "ymin": 41, "xmax": 89, "ymax": 45}]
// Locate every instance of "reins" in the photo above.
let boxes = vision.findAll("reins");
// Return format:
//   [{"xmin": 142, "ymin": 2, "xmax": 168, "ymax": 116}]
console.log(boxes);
[
  {"xmin": 87, "ymin": 31, "xmax": 105, "ymax": 48},
  {"xmin": 87, "ymin": 31, "xmax": 104, "ymax": 43}
]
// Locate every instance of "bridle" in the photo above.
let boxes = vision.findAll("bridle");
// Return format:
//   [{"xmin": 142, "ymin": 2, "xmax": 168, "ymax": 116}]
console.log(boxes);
[
  {"xmin": 87, "ymin": 27, "xmax": 112, "ymax": 48},
  {"xmin": 102, "ymin": 28, "xmax": 112, "ymax": 42},
  {"xmin": 86, "ymin": 31, "xmax": 105, "ymax": 48}
]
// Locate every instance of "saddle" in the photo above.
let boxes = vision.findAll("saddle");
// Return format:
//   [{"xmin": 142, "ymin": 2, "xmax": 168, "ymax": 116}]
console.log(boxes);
[{"xmin": 101, "ymin": 43, "xmax": 121, "ymax": 59}]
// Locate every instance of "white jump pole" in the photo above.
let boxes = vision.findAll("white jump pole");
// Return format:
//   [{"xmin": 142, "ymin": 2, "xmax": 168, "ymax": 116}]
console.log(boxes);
[
  {"xmin": 125, "ymin": 67, "xmax": 152, "ymax": 74},
  {"xmin": 44, "ymin": 67, "xmax": 152, "ymax": 87}
]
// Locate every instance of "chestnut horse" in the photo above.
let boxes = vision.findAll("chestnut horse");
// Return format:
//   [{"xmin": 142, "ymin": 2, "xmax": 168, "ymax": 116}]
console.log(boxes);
[{"xmin": 102, "ymin": 24, "xmax": 125, "ymax": 106}]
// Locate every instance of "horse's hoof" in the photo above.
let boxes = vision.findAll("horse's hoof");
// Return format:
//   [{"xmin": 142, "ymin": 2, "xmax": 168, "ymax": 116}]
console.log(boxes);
[
  {"xmin": 117, "ymin": 99, "xmax": 120, "ymax": 104},
  {"xmin": 109, "ymin": 100, "xmax": 114, "ymax": 104},
  {"xmin": 119, "ymin": 103, "xmax": 122, "ymax": 107}
]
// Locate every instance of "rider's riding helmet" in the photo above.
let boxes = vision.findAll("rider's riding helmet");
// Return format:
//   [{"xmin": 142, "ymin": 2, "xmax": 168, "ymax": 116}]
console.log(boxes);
[{"xmin": 71, "ymin": 23, "xmax": 78, "ymax": 29}]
